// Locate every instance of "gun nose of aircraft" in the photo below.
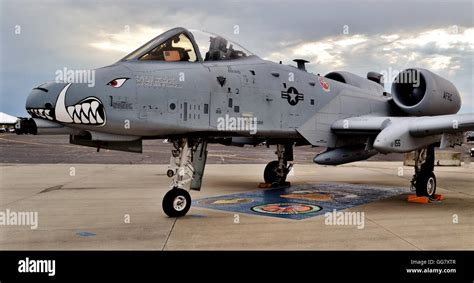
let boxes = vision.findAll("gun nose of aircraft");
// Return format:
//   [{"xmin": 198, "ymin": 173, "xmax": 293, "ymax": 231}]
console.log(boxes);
[
  {"xmin": 25, "ymin": 82, "xmax": 106, "ymax": 125},
  {"xmin": 26, "ymin": 82, "xmax": 68, "ymax": 120}
]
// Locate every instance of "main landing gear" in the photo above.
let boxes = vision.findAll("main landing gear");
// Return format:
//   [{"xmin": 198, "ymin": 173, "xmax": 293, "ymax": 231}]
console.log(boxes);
[
  {"xmin": 263, "ymin": 144, "xmax": 293, "ymax": 186},
  {"xmin": 411, "ymin": 145, "xmax": 437, "ymax": 199},
  {"xmin": 162, "ymin": 138, "xmax": 208, "ymax": 217}
]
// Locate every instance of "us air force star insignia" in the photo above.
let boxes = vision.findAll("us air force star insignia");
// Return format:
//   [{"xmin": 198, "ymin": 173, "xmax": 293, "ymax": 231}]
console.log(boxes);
[{"xmin": 281, "ymin": 87, "xmax": 304, "ymax": 106}]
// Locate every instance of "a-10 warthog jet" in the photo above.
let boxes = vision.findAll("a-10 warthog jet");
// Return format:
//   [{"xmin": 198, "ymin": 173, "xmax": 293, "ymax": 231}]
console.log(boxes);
[{"xmin": 15, "ymin": 27, "xmax": 474, "ymax": 217}]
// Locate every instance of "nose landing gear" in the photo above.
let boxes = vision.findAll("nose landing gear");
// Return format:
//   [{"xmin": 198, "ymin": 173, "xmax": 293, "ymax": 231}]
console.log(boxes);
[{"xmin": 162, "ymin": 138, "xmax": 208, "ymax": 217}]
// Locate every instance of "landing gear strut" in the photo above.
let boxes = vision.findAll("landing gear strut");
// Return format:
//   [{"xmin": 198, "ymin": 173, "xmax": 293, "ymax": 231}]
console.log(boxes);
[
  {"xmin": 411, "ymin": 145, "xmax": 437, "ymax": 198},
  {"xmin": 264, "ymin": 144, "xmax": 293, "ymax": 186},
  {"xmin": 162, "ymin": 138, "xmax": 208, "ymax": 217}
]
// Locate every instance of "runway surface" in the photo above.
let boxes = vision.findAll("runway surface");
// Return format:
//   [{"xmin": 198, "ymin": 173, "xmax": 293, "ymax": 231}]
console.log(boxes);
[{"xmin": 1, "ymin": 162, "xmax": 472, "ymax": 250}]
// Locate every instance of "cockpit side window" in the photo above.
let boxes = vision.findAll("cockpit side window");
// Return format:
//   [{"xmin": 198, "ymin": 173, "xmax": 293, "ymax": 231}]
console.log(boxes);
[
  {"xmin": 138, "ymin": 33, "xmax": 197, "ymax": 62},
  {"xmin": 204, "ymin": 36, "xmax": 249, "ymax": 61},
  {"xmin": 190, "ymin": 29, "xmax": 254, "ymax": 62}
]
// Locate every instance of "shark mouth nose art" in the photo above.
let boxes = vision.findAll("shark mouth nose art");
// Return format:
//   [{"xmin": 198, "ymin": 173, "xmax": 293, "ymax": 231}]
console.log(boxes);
[
  {"xmin": 27, "ymin": 108, "xmax": 55, "ymax": 120},
  {"xmin": 27, "ymin": 83, "xmax": 106, "ymax": 126},
  {"xmin": 64, "ymin": 97, "xmax": 105, "ymax": 125}
]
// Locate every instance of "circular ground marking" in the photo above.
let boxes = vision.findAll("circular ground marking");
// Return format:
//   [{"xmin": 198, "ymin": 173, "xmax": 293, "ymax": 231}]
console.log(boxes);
[
  {"xmin": 205, "ymin": 198, "xmax": 253, "ymax": 205},
  {"xmin": 251, "ymin": 203, "xmax": 321, "ymax": 215}
]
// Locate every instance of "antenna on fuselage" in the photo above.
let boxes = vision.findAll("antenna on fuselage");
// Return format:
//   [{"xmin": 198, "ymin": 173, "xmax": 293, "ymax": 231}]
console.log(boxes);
[{"xmin": 293, "ymin": 59, "xmax": 309, "ymax": 72}]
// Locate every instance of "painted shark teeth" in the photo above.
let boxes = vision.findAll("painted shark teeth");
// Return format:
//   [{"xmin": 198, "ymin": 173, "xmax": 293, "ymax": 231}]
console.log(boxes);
[
  {"xmin": 27, "ymin": 84, "xmax": 106, "ymax": 125},
  {"xmin": 91, "ymin": 101, "xmax": 99, "ymax": 113},
  {"xmin": 67, "ymin": 106, "xmax": 75, "ymax": 117},
  {"xmin": 63, "ymin": 97, "xmax": 106, "ymax": 125},
  {"xmin": 28, "ymin": 97, "xmax": 105, "ymax": 126},
  {"xmin": 52, "ymin": 83, "xmax": 106, "ymax": 126},
  {"xmin": 27, "ymin": 108, "xmax": 54, "ymax": 120}
]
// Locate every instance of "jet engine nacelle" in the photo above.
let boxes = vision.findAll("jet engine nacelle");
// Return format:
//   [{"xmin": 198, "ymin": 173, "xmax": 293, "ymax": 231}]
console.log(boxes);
[
  {"xmin": 391, "ymin": 68, "xmax": 461, "ymax": 116},
  {"xmin": 325, "ymin": 71, "xmax": 384, "ymax": 95}
]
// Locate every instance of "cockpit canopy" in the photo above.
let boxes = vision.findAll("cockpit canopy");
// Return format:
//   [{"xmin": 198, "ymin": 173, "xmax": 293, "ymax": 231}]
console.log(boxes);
[{"xmin": 121, "ymin": 27, "xmax": 256, "ymax": 63}]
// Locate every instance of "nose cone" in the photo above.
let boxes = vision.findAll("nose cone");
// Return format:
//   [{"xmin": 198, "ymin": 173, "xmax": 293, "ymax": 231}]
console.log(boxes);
[
  {"xmin": 26, "ymin": 82, "xmax": 106, "ymax": 126},
  {"xmin": 25, "ymin": 63, "xmax": 133, "ymax": 126},
  {"xmin": 26, "ymin": 82, "xmax": 68, "ymax": 120}
]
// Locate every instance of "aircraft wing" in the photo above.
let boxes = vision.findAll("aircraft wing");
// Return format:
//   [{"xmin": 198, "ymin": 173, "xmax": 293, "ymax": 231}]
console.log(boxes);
[
  {"xmin": 331, "ymin": 113, "xmax": 474, "ymax": 153},
  {"xmin": 407, "ymin": 114, "xmax": 474, "ymax": 136}
]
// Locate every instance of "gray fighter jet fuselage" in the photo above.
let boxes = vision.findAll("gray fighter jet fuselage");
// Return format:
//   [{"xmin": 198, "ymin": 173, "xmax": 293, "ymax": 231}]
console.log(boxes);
[{"xmin": 15, "ymin": 27, "xmax": 474, "ymax": 217}]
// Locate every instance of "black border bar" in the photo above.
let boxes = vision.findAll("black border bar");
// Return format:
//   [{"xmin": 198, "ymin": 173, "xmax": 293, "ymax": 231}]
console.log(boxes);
[{"xmin": 0, "ymin": 251, "xmax": 472, "ymax": 282}]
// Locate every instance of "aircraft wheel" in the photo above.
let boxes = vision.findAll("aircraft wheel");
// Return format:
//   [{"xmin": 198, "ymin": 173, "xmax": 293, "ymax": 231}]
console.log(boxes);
[
  {"xmin": 162, "ymin": 187, "xmax": 191, "ymax": 217},
  {"xmin": 264, "ymin": 160, "xmax": 287, "ymax": 184},
  {"xmin": 415, "ymin": 171, "xmax": 436, "ymax": 198},
  {"xmin": 166, "ymin": 169, "xmax": 174, "ymax": 178}
]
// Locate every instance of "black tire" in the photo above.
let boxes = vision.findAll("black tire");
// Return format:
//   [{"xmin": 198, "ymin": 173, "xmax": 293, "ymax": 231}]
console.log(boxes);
[
  {"xmin": 162, "ymin": 188, "xmax": 191, "ymax": 217},
  {"xmin": 415, "ymin": 171, "xmax": 437, "ymax": 198},
  {"xmin": 166, "ymin": 169, "xmax": 174, "ymax": 178},
  {"xmin": 264, "ymin": 160, "xmax": 287, "ymax": 184}
]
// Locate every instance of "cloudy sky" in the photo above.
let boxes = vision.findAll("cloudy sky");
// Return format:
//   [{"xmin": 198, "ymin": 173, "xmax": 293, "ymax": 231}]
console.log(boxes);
[{"xmin": 1, "ymin": 0, "xmax": 472, "ymax": 116}]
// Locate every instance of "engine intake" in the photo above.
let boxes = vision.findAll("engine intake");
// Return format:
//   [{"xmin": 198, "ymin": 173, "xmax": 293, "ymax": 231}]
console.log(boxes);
[
  {"xmin": 391, "ymin": 68, "xmax": 461, "ymax": 116},
  {"xmin": 325, "ymin": 71, "xmax": 384, "ymax": 95}
]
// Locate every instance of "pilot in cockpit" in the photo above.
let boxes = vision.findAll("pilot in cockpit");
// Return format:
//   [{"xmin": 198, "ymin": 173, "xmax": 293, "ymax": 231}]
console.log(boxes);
[
  {"xmin": 139, "ymin": 33, "xmax": 193, "ymax": 62},
  {"xmin": 205, "ymin": 36, "xmax": 247, "ymax": 61},
  {"xmin": 135, "ymin": 30, "xmax": 249, "ymax": 63}
]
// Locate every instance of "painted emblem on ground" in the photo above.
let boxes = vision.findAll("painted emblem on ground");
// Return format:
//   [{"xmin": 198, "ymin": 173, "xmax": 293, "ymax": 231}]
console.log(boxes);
[
  {"xmin": 251, "ymin": 203, "xmax": 321, "ymax": 215},
  {"xmin": 206, "ymin": 198, "xmax": 253, "ymax": 205},
  {"xmin": 193, "ymin": 183, "xmax": 407, "ymax": 220},
  {"xmin": 280, "ymin": 191, "xmax": 334, "ymax": 201}
]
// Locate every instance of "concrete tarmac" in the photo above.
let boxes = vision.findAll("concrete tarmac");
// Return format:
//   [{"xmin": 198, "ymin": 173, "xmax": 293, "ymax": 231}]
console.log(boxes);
[{"xmin": 0, "ymin": 162, "xmax": 472, "ymax": 250}]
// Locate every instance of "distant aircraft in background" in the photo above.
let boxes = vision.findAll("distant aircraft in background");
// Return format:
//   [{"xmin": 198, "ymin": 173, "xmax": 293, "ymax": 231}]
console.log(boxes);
[{"xmin": 0, "ymin": 112, "xmax": 19, "ymax": 132}]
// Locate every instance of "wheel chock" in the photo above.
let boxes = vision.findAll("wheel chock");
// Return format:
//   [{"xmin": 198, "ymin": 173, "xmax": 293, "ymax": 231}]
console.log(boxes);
[
  {"xmin": 407, "ymin": 194, "xmax": 445, "ymax": 204},
  {"xmin": 433, "ymin": 194, "xmax": 445, "ymax": 201},
  {"xmin": 407, "ymin": 195, "xmax": 430, "ymax": 204}
]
